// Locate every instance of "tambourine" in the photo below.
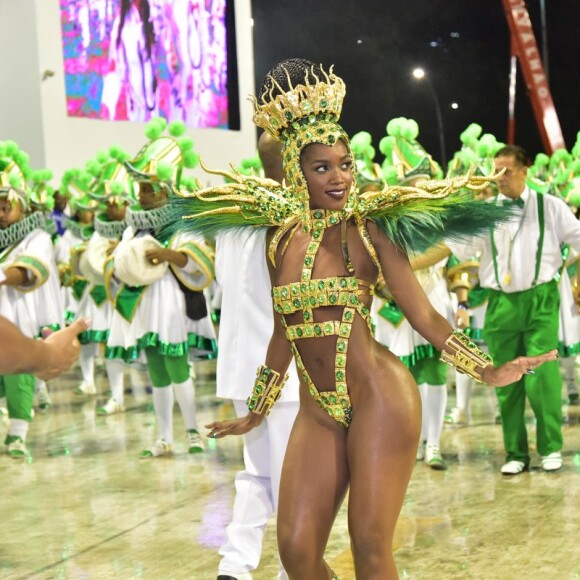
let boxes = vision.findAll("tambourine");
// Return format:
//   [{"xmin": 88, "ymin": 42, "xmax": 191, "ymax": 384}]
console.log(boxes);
[{"xmin": 114, "ymin": 235, "xmax": 168, "ymax": 287}]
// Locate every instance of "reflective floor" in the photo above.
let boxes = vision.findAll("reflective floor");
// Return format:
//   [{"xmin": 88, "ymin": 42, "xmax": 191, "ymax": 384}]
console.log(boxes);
[{"xmin": 1, "ymin": 361, "xmax": 579, "ymax": 580}]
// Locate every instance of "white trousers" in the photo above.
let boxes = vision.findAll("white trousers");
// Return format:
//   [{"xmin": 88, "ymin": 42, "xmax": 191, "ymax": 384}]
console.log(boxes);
[{"xmin": 218, "ymin": 400, "xmax": 299, "ymax": 579}]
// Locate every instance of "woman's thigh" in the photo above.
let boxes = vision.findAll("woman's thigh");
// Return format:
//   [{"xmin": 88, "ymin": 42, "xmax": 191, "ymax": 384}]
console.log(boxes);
[
  {"xmin": 277, "ymin": 408, "xmax": 350, "ymax": 555},
  {"xmin": 347, "ymin": 371, "xmax": 421, "ymax": 547}
]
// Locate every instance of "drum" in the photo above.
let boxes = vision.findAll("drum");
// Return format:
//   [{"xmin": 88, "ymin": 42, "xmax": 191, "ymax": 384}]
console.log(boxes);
[{"xmin": 114, "ymin": 234, "xmax": 168, "ymax": 287}]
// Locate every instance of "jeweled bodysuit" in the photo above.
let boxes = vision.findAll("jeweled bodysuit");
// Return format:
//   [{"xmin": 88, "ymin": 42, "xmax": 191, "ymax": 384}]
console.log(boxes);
[{"xmin": 272, "ymin": 209, "xmax": 375, "ymax": 428}]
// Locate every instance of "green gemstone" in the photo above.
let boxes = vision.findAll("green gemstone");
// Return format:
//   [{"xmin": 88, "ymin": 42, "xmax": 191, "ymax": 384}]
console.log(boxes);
[
  {"xmin": 296, "ymin": 328, "xmax": 303, "ymax": 337},
  {"xmin": 303, "ymin": 310, "xmax": 310, "ymax": 320},
  {"xmin": 340, "ymin": 278, "xmax": 347, "ymax": 288},
  {"xmin": 318, "ymin": 280, "xmax": 325, "ymax": 289},
  {"xmin": 329, "ymin": 294, "xmax": 337, "ymax": 304},
  {"xmin": 314, "ymin": 325, "xmax": 322, "ymax": 335},
  {"xmin": 321, "ymin": 99, "xmax": 327, "ymax": 108},
  {"xmin": 337, "ymin": 384, "xmax": 347, "ymax": 394},
  {"xmin": 281, "ymin": 288, "xmax": 288, "ymax": 297},
  {"xmin": 344, "ymin": 311, "xmax": 353, "ymax": 321},
  {"xmin": 329, "ymin": 215, "xmax": 338, "ymax": 224},
  {"xmin": 285, "ymin": 111, "xmax": 293, "ymax": 120},
  {"xmin": 271, "ymin": 117, "xmax": 279, "ymax": 127},
  {"xmin": 337, "ymin": 355, "xmax": 345, "ymax": 366},
  {"xmin": 337, "ymin": 341, "xmax": 346, "ymax": 352},
  {"xmin": 324, "ymin": 323, "xmax": 333, "ymax": 333},
  {"xmin": 310, "ymin": 297, "xmax": 317, "ymax": 306},
  {"xmin": 328, "ymin": 134, "xmax": 336, "ymax": 144},
  {"xmin": 336, "ymin": 371, "xmax": 344, "ymax": 380},
  {"xmin": 329, "ymin": 394, "xmax": 337, "ymax": 404},
  {"xmin": 341, "ymin": 398, "xmax": 349, "ymax": 407},
  {"xmin": 310, "ymin": 281, "xmax": 316, "ymax": 291},
  {"xmin": 255, "ymin": 385, "xmax": 263, "ymax": 394},
  {"xmin": 294, "ymin": 299, "xmax": 301, "ymax": 307}
]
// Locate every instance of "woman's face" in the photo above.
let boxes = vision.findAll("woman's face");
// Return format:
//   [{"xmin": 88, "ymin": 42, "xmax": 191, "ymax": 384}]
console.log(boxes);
[{"xmin": 301, "ymin": 141, "xmax": 354, "ymax": 210}]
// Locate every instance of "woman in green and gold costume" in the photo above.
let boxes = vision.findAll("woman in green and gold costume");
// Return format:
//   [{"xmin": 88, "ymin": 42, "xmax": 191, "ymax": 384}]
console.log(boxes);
[{"xmin": 173, "ymin": 59, "xmax": 557, "ymax": 579}]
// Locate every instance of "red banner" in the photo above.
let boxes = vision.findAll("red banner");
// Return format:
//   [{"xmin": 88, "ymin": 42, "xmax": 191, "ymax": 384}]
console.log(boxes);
[{"xmin": 502, "ymin": 0, "xmax": 566, "ymax": 153}]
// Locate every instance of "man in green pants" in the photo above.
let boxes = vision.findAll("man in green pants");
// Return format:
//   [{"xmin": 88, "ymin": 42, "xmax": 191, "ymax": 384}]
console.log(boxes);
[{"xmin": 449, "ymin": 144, "xmax": 580, "ymax": 474}]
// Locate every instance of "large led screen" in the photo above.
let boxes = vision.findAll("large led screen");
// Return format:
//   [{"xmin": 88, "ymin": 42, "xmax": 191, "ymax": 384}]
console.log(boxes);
[{"xmin": 59, "ymin": 0, "xmax": 234, "ymax": 128}]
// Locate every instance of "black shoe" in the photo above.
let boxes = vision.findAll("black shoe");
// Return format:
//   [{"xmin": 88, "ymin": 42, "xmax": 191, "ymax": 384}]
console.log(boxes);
[{"xmin": 217, "ymin": 576, "xmax": 239, "ymax": 580}]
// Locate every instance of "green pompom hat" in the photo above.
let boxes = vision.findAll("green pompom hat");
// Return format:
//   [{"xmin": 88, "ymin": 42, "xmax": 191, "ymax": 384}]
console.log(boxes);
[
  {"xmin": 0, "ymin": 140, "xmax": 32, "ymax": 210},
  {"xmin": 125, "ymin": 117, "xmax": 199, "ymax": 188}
]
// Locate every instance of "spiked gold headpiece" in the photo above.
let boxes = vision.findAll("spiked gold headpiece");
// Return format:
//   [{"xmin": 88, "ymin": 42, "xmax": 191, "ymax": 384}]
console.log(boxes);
[{"xmin": 250, "ymin": 65, "xmax": 355, "ymax": 227}]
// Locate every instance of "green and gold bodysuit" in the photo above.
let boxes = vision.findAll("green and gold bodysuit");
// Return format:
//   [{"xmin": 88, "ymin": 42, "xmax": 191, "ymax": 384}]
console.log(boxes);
[{"xmin": 272, "ymin": 209, "xmax": 375, "ymax": 428}]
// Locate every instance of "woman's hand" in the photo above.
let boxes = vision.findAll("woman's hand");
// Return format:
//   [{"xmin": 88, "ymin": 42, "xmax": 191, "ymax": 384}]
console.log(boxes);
[
  {"xmin": 205, "ymin": 412, "xmax": 265, "ymax": 439},
  {"xmin": 481, "ymin": 349, "xmax": 559, "ymax": 387}
]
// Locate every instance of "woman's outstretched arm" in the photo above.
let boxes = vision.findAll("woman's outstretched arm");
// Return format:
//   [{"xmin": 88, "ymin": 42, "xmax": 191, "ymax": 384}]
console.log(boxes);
[{"xmin": 366, "ymin": 222, "xmax": 558, "ymax": 385}]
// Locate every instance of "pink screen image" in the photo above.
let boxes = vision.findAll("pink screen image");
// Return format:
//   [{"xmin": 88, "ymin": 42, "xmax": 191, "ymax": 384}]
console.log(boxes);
[{"xmin": 60, "ymin": 0, "xmax": 230, "ymax": 128}]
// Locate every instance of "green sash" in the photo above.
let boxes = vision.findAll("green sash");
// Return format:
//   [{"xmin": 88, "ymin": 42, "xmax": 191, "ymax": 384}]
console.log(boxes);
[
  {"xmin": 115, "ymin": 285, "xmax": 146, "ymax": 321},
  {"xmin": 90, "ymin": 284, "xmax": 107, "ymax": 306}
]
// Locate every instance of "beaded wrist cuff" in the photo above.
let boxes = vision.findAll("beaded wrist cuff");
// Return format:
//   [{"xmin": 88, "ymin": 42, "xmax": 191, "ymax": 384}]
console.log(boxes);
[
  {"xmin": 246, "ymin": 365, "xmax": 288, "ymax": 416},
  {"xmin": 440, "ymin": 330, "xmax": 493, "ymax": 383}
]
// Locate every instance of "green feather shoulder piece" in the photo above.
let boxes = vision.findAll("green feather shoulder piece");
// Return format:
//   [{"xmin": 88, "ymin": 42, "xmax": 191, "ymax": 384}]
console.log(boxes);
[
  {"xmin": 167, "ymin": 160, "xmax": 299, "ymax": 240},
  {"xmin": 356, "ymin": 168, "xmax": 512, "ymax": 254}
]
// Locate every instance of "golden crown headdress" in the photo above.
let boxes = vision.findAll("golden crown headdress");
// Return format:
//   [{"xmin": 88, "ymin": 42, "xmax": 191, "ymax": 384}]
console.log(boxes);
[{"xmin": 250, "ymin": 66, "xmax": 346, "ymax": 140}]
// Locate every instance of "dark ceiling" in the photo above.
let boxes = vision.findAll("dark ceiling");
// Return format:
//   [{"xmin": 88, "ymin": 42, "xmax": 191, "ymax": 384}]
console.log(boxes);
[{"xmin": 251, "ymin": 0, "xmax": 580, "ymax": 166}]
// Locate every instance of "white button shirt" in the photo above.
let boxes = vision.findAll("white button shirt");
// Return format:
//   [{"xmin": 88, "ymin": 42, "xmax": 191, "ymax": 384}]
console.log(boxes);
[{"xmin": 448, "ymin": 187, "xmax": 580, "ymax": 293}]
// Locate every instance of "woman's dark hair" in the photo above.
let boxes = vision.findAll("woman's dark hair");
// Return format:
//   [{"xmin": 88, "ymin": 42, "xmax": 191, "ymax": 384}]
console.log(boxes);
[
  {"xmin": 259, "ymin": 58, "xmax": 324, "ymax": 99},
  {"xmin": 118, "ymin": 0, "xmax": 155, "ymax": 59}
]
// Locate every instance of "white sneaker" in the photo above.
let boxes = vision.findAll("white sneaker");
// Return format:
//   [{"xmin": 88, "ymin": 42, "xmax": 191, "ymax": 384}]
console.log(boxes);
[
  {"xmin": 186, "ymin": 429, "xmax": 204, "ymax": 454},
  {"xmin": 37, "ymin": 384, "xmax": 52, "ymax": 410},
  {"xmin": 444, "ymin": 407, "xmax": 468, "ymax": 427},
  {"xmin": 501, "ymin": 460, "xmax": 527, "ymax": 475},
  {"xmin": 6, "ymin": 436, "xmax": 27, "ymax": 459},
  {"xmin": 139, "ymin": 439, "xmax": 172, "ymax": 459},
  {"xmin": 75, "ymin": 381, "xmax": 96, "ymax": 396},
  {"xmin": 416, "ymin": 440, "xmax": 426, "ymax": 461},
  {"xmin": 425, "ymin": 445, "xmax": 447, "ymax": 471},
  {"xmin": 96, "ymin": 397, "xmax": 125, "ymax": 416},
  {"xmin": 541, "ymin": 452, "xmax": 562, "ymax": 472}
]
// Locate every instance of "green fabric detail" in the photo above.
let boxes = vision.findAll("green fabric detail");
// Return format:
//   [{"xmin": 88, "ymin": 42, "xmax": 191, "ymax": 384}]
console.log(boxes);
[
  {"xmin": 13, "ymin": 255, "xmax": 49, "ymax": 284},
  {"xmin": 34, "ymin": 323, "xmax": 61, "ymax": 339},
  {"xmin": 399, "ymin": 344, "xmax": 440, "ymax": 369},
  {"xmin": 89, "ymin": 284, "xmax": 107, "ymax": 306},
  {"xmin": 64, "ymin": 310, "xmax": 76, "ymax": 325},
  {"xmin": 79, "ymin": 329, "xmax": 109, "ymax": 345},
  {"xmin": 410, "ymin": 357, "xmax": 447, "ymax": 385},
  {"xmin": 534, "ymin": 191, "xmax": 545, "ymax": 286},
  {"xmin": 185, "ymin": 243, "xmax": 215, "ymax": 278},
  {"xmin": 465, "ymin": 327, "xmax": 486, "ymax": 343},
  {"xmin": 105, "ymin": 332, "xmax": 217, "ymax": 363},
  {"xmin": 115, "ymin": 285, "xmax": 146, "ymax": 321},
  {"xmin": 446, "ymin": 254, "xmax": 460, "ymax": 269},
  {"xmin": 64, "ymin": 219, "xmax": 94, "ymax": 241},
  {"xmin": 145, "ymin": 348, "xmax": 190, "ymax": 386},
  {"xmin": 0, "ymin": 212, "xmax": 46, "ymax": 248},
  {"xmin": 558, "ymin": 342, "xmax": 580, "ymax": 358},
  {"xmin": 211, "ymin": 309, "xmax": 221, "ymax": 324},
  {"xmin": 378, "ymin": 301, "xmax": 404, "ymax": 326},
  {"xmin": 484, "ymin": 280, "xmax": 562, "ymax": 461},
  {"xmin": 468, "ymin": 285, "xmax": 489, "ymax": 308},
  {"xmin": 1, "ymin": 373, "xmax": 35, "ymax": 421},
  {"xmin": 72, "ymin": 278, "xmax": 89, "ymax": 301}
]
